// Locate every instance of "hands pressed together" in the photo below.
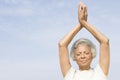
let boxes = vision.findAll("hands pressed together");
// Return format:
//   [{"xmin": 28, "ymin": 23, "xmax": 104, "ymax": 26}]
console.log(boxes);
[{"xmin": 78, "ymin": 2, "xmax": 88, "ymax": 25}]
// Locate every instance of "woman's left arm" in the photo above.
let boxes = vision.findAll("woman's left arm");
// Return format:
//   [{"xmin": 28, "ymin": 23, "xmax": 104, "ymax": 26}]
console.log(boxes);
[
  {"xmin": 82, "ymin": 18, "xmax": 110, "ymax": 75},
  {"xmin": 78, "ymin": 2, "xmax": 110, "ymax": 76},
  {"xmin": 82, "ymin": 21, "xmax": 110, "ymax": 76}
]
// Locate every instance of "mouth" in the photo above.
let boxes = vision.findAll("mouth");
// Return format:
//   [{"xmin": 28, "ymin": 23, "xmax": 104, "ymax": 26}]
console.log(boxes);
[{"xmin": 80, "ymin": 60, "xmax": 87, "ymax": 64}]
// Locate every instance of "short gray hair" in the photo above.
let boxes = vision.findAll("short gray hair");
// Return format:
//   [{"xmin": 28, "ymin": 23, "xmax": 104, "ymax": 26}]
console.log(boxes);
[{"xmin": 70, "ymin": 38, "xmax": 96, "ymax": 60}]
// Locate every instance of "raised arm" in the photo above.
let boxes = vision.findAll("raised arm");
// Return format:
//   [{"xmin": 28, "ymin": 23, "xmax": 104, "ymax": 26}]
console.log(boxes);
[
  {"xmin": 58, "ymin": 24, "xmax": 82, "ymax": 77},
  {"xmin": 78, "ymin": 3, "xmax": 110, "ymax": 75}
]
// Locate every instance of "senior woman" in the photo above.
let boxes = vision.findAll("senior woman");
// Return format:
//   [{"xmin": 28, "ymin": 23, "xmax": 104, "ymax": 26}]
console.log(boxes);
[{"xmin": 58, "ymin": 2, "xmax": 110, "ymax": 80}]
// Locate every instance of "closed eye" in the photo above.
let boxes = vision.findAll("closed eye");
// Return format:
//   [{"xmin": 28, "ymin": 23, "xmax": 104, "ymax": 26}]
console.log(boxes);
[
  {"xmin": 76, "ymin": 54, "xmax": 80, "ymax": 56},
  {"xmin": 85, "ymin": 52, "xmax": 90, "ymax": 55}
]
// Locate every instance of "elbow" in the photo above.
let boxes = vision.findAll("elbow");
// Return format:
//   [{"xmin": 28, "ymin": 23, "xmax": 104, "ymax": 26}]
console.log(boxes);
[
  {"xmin": 58, "ymin": 41, "xmax": 62, "ymax": 47},
  {"xmin": 105, "ymin": 38, "xmax": 109, "ymax": 44},
  {"xmin": 58, "ymin": 40, "xmax": 67, "ymax": 47},
  {"xmin": 101, "ymin": 37, "xmax": 109, "ymax": 44}
]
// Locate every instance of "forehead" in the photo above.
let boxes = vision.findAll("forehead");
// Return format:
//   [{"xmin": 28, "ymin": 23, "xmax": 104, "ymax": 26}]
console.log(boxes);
[{"xmin": 75, "ymin": 44, "xmax": 91, "ymax": 52}]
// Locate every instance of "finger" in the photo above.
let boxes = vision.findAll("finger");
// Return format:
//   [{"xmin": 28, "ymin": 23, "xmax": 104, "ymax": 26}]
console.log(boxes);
[
  {"xmin": 85, "ymin": 6, "xmax": 87, "ymax": 13},
  {"xmin": 78, "ymin": 2, "xmax": 83, "ymax": 16},
  {"xmin": 78, "ymin": 2, "xmax": 84, "ymax": 11},
  {"xmin": 82, "ymin": 5, "xmax": 87, "ymax": 14},
  {"xmin": 85, "ymin": 12, "xmax": 88, "ymax": 21},
  {"xmin": 85, "ymin": 7, "xmax": 88, "ymax": 16},
  {"xmin": 78, "ymin": 3, "xmax": 81, "ymax": 13},
  {"xmin": 79, "ymin": 2, "xmax": 84, "ymax": 7}
]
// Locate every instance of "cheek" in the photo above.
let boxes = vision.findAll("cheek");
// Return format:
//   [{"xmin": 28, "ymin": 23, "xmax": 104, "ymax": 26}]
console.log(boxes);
[
  {"xmin": 86, "ymin": 54, "xmax": 93, "ymax": 60},
  {"xmin": 74, "ymin": 55, "xmax": 81, "ymax": 61}
]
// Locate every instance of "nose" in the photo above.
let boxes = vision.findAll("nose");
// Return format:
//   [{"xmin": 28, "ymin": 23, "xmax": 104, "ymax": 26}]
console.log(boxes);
[{"xmin": 81, "ymin": 53, "xmax": 85, "ymax": 59}]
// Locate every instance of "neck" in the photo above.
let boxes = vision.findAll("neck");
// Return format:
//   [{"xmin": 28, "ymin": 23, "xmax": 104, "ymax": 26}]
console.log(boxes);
[{"xmin": 79, "ymin": 66, "xmax": 91, "ymax": 70}]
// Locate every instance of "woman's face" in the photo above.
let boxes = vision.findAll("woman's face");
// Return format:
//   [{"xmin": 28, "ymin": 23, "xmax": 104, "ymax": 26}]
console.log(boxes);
[{"xmin": 74, "ymin": 44, "xmax": 93, "ymax": 69}]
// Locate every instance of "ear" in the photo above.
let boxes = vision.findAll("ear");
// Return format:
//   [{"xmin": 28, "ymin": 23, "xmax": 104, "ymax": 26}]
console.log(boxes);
[
  {"xmin": 73, "ymin": 58, "xmax": 76, "ymax": 61},
  {"xmin": 91, "ymin": 53, "xmax": 94, "ymax": 60},
  {"xmin": 73, "ymin": 54, "xmax": 76, "ymax": 61}
]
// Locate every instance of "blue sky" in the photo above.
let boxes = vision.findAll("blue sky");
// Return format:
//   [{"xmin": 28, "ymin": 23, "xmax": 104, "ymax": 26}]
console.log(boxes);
[{"xmin": 0, "ymin": 0, "xmax": 120, "ymax": 80}]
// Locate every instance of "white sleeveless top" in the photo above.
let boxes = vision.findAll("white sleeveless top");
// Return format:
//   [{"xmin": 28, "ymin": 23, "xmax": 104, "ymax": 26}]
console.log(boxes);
[{"xmin": 64, "ymin": 64, "xmax": 107, "ymax": 80}]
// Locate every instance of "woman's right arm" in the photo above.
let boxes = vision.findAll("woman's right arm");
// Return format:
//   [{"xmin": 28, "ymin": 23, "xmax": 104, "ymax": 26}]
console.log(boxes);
[{"xmin": 58, "ymin": 24, "xmax": 82, "ymax": 77}]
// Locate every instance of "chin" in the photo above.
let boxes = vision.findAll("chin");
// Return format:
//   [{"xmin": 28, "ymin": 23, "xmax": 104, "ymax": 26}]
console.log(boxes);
[
  {"xmin": 79, "ymin": 62, "xmax": 90, "ymax": 68},
  {"xmin": 81, "ymin": 64, "xmax": 88, "ymax": 67}
]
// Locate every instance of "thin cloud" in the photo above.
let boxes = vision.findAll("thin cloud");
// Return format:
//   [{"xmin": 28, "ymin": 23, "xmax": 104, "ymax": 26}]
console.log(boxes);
[
  {"xmin": 0, "ymin": 0, "xmax": 38, "ymax": 16},
  {"xmin": 0, "ymin": 0, "xmax": 120, "ymax": 80}
]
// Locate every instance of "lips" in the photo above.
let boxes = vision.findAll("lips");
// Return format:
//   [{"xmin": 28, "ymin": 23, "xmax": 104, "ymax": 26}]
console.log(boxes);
[{"xmin": 80, "ymin": 60, "xmax": 87, "ymax": 64}]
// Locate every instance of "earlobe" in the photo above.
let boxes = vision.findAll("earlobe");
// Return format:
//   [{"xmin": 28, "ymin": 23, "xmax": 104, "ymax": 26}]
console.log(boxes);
[
  {"xmin": 73, "ymin": 57, "xmax": 76, "ymax": 61},
  {"xmin": 73, "ymin": 56, "xmax": 77, "ymax": 61}
]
